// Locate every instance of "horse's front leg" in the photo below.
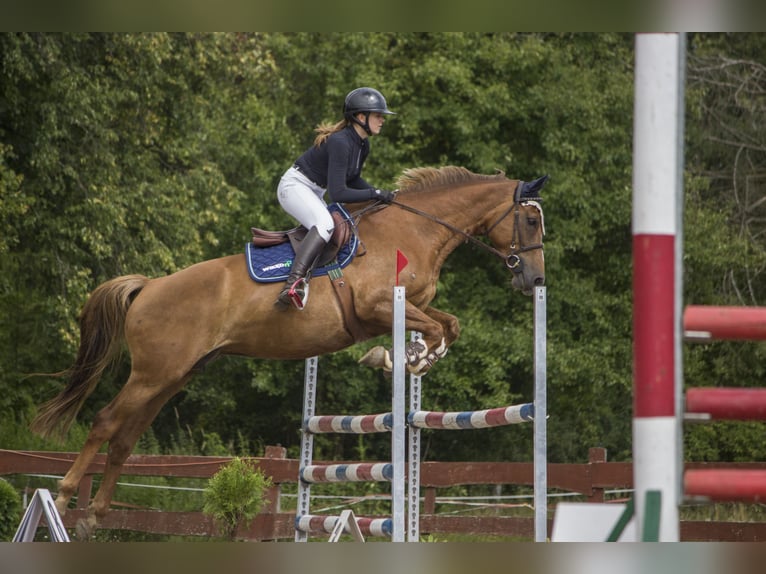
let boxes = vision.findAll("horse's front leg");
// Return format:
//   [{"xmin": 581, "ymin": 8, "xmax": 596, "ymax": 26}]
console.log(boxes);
[
  {"xmin": 422, "ymin": 305, "xmax": 460, "ymax": 348},
  {"xmin": 398, "ymin": 305, "xmax": 460, "ymax": 374},
  {"xmin": 359, "ymin": 303, "xmax": 460, "ymax": 376}
]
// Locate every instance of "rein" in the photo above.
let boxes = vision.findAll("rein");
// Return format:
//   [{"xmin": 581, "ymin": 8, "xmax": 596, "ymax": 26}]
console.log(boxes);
[{"xmin": 387, "ymin": 181, "xmax": 544, "ymax": 271}]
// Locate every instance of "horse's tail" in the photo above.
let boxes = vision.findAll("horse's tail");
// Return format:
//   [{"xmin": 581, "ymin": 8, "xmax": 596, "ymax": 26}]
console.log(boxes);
[{"xmin": 30, "ymin": 274, "xmax": 149, "ymax": 440}]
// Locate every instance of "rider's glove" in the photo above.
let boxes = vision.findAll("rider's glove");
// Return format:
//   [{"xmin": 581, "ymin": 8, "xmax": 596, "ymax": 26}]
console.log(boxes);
[{"xmin": 375, "ymin": 189, "xmax": 396, "ymax": 204}]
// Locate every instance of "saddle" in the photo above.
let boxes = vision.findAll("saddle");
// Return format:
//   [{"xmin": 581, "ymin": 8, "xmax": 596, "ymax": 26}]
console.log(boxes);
[
  {"xmin": 247, "ymin": 205, "xmax": 368, "ymax": 341},
  {"xmin": 251, "ymin": 210, "xmax": 354, "ymax": 267}
]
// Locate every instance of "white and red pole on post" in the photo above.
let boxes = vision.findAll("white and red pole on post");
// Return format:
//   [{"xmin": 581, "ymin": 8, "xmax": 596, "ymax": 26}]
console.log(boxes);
[{"xmin": 632, "ymin": 33, "xmax": 685, "ymax": 542}]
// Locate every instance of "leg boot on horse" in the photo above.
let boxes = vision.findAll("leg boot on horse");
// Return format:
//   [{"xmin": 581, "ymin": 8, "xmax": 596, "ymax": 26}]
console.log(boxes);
[{"xmin": 276, "ymin": 226, "xmax": 328, "ymax": 310}]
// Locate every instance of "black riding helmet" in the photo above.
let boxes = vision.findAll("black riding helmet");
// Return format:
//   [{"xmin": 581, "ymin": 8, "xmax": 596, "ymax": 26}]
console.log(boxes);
[{"xmin": 343, "ymin": 87, "xmax": 395, "ymax": 135}]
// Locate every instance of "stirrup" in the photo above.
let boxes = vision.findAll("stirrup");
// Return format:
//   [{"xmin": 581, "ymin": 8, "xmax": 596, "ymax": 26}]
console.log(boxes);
[{"xmin": 286, "ymin": 277, "xmax": 310, "ymax": 310}]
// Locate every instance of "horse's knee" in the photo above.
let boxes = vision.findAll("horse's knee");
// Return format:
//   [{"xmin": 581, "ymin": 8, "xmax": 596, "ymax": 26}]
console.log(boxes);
[{"xmin": 444, "ymin": 317, "xmax": 460, "ymax": 344}]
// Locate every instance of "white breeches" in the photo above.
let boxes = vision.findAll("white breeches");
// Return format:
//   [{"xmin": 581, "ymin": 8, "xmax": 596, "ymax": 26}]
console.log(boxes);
[{"xmin": 277, "ymin": 166, "xmax": 335, "ymax": 242}]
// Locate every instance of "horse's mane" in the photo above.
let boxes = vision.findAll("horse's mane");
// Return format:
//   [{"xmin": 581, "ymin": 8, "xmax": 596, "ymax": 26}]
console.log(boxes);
[{"xmin": 395, "ymin": 166, "xmax": 507, "ymax": 194}]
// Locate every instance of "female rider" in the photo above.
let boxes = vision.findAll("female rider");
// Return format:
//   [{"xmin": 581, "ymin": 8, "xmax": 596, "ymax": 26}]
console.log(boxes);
[{"xmin": 275, "ymin": 87, "xmax": 396, "ymax": 309}]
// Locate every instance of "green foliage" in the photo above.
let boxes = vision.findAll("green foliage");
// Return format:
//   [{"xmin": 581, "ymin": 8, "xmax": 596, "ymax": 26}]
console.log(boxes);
[
  {"xmin": 202, "ymin": 457, "xmax": 272, "ymax": 540},
  {"xmin": 2, "ymin": 33, "xmax": 766, "ymax": 485},
  {"xmin": 0, "ymin": 478, "xmax": 22, "ymax": 541}
]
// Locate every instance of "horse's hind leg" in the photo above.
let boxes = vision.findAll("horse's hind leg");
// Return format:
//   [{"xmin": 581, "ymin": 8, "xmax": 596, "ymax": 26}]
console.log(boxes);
[
  {"xmin": 54, "ymin": 404, "xmax": 126, "ymax": 516},
  {"xmin": 76, "ymin": 372, "xmax": 190, "ymax": 539}
]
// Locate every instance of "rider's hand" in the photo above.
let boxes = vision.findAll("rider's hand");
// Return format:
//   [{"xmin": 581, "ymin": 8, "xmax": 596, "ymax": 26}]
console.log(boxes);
[{"xmin": 375, "ymin": 189, "xmax": 396, "ymax": 204}]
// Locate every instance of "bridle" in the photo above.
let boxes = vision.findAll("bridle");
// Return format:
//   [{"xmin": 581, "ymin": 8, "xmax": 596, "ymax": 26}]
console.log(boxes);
[{"xmin": 387, "ymin": 180, "xmax": 544, "ymax": 274}]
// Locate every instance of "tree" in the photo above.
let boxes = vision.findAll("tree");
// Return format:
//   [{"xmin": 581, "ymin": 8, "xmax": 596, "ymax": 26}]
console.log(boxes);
[
  {"xmin": 0, "ymin": 33, "xmax": 278, "ymax": 434},
  {"xmin": 686, "ymin": 33, "xmax": 766, "ymax": 305},
  {"xmin": 681, "ymin": 33, "xmax": 766, "ymax": 462},
  {"xmin": 3, "ymin": 33, "xmax": 765, "ymax": 475}
]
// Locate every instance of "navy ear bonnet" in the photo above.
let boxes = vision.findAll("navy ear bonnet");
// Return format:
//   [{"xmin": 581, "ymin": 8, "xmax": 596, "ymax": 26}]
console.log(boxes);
[{"xmin": 519, "ymin": 175, "xmax": 549, "ymax": 200}]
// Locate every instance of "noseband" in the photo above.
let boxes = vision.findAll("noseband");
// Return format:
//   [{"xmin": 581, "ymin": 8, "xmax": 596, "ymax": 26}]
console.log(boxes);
[
  {"xmin": 485, "ymin": 182, "xmax": 544, "ymax": 274},
  {"xmin": 389, "ymin": 180, "xmax": 544, "ymax": 272}
]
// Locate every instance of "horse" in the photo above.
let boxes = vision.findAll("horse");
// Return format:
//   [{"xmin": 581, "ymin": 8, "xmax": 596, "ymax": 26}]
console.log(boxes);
[{"xmin": 31, "ymin": 165, "xmax": 547, "ymax": 538}]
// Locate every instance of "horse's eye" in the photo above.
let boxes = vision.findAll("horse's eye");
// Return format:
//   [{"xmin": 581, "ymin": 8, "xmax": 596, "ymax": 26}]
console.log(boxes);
[{"xmin": 527, "ymin": 218, "xmax": 538, "ymax": 226}]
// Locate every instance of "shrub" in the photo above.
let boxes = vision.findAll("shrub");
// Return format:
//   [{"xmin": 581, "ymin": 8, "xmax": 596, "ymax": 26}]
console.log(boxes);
[
  {"xmin": 202, "ymin": 457, "xmax": 273, "ymax": 540},
  {"xmin": 0, "ymin": 479, "xmax": 22, "ymax": 541}
]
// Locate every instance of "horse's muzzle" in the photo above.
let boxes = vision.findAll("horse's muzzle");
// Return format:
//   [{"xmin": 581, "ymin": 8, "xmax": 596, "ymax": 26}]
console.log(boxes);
[{"xmin": 511, "ymin": 265, "xmax": 545, "ymax": 296}]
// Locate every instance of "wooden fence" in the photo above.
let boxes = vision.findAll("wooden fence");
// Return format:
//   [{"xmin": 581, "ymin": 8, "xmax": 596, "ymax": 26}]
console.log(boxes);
[{"xmin": 2, "ymin": 447, "xmax": 765, "ymax": 541}]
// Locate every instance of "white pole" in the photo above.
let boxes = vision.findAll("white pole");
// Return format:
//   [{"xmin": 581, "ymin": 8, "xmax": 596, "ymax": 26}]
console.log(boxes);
[
  {"xmin": 391, "ymin": 285, "xmax": 406, "ymax": 541},
  {"xmin": 533, "ymin": 285, "xmax": 548, "ymax": 542},
  {"xmin": 294, "ymin": 356, "xmax": 318, "ymax": 542},
  {"xmin": 407, "ymin": 332, "xmax": 422, "ymax": 542},
  {"xmin": 632, "ymin": 32, "xmax": 683, "ymax": 541}
]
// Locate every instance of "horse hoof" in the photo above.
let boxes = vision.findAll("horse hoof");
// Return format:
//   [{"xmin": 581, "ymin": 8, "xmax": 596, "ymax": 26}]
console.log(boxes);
[
  {"xmin": 54, "ymin": 497, "xmax": 68, "ymax": 517},
  {"xmin": 358, "ymin": 346, "xmax": 389, "ymax": 370},
  {"xmin": 75, "ymin": 517, "xmax": 97, "ymax": 541}
]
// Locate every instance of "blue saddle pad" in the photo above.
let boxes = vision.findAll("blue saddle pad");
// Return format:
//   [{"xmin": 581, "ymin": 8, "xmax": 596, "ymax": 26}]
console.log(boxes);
[{"xmin": 245, "ymin": 204, "xmax": 358, "ymax": 283}]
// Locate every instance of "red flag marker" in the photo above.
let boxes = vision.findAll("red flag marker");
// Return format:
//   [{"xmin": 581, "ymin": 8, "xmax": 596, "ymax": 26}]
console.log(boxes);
[{"xmin": 396, "ymin": 250, "xmax": 409, "ymax": 285}]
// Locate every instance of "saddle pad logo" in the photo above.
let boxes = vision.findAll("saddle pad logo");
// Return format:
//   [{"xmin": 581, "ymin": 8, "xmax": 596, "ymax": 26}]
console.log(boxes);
[{"xmin": 260, "ymin": 259, "xmax": 293, "ymax": 273}]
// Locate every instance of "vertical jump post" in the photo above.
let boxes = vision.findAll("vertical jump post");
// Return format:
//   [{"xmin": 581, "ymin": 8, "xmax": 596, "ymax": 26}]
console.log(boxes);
[
  {"xmin": 296, "ymin": 251, "xmax": 545, "ymax": 542},
  {"xmin": 405, "ymin": 286, "xmax": 546, "ymax": 542},
  {"xmin": 391, "ymin": 285, "xmax": 406, "ymax": 542},
  {"xmin": 393, "ymin": 249, "xmax": 408, "ymax": 542},
  {"xmin": 632, "ymin": 32, "xmax": 685, "ymax": 541},
  {"xmin": 533, "ymin": 285, "xmax": 547, "ymax": 542},
  {"xmin": 407, "ymin": 332, "xmax": 422, "ymax": 542},
  {"xmin": 295, "ymin": 356, "xmax": 318, "ymax": 542}
]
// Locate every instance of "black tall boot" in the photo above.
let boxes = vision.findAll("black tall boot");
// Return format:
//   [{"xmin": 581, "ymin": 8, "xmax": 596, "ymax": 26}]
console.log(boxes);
[{"xmin": 276, "ymin": 226, "xmax": 328, "ymax": 309}]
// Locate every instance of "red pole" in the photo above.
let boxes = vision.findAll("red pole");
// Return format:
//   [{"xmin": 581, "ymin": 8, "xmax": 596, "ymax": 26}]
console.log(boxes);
[
  {"xmin": 686, "ymin": 388, "xmax": 766, "ymax": 421},
  {"xmin": 685, "ymin": 470, "xmax": 766, "ymax": 502},
  {"xmin": 684, "ymin": 306, "xmax": 766, "ymax": 341}
]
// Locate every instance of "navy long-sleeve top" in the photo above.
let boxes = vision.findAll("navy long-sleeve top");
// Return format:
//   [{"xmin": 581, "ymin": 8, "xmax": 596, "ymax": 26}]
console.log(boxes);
[{"xmin": 293, "ymin": 125, "xmax": 380, "ymax": 203}]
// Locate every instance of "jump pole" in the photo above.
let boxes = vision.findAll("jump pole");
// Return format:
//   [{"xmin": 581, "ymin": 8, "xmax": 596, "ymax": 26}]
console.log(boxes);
[
  {"xmin": 295, "ymin": 356, "xmax": 318, "ymax": 542},
  {"xmin": 295, "ymin": 286, "xmax": 407, "ymax": 542},
  {"xmin": 685, "ymin": 387, "xmax": 766, "ymax": 421},
  {"xmin": 681, "ymin": 308, "xmax": 766, "ymax": 501},
  {"xmin": 405, "ymin": 286, "xmax": 546, "ymax": 542},
  {"xmin": 684, "ymin": 470, "xmax": 766, "ymax": 502},
  {"xmin": 684, "ymin": 305, "xmax": 766, "ymax": 341},
  {"xmin": 407, "ymin": 332, "xmax": 422, "ymax": 542},
  {"xmin": 533, "ymin": 285, "xmax": 547, "ymax": 542},
  {"xmin": 632, "ymin": 32, "xmax": 685, "ymax": 541},
  {"xmin": 391, "ymin": 285, "xmax": 406, "ymax": 542}
]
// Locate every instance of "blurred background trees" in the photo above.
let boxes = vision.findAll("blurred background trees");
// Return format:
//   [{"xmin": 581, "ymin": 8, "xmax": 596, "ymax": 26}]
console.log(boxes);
[{"xmin": 1, "ymin": 32, "xmax": 764, "ymax": 471}]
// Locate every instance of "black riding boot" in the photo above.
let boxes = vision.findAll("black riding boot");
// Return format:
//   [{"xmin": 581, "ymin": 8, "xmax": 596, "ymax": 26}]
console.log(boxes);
[{"xmin": 276, "ymin": 226, "xmax": 328, "ymax": 309}]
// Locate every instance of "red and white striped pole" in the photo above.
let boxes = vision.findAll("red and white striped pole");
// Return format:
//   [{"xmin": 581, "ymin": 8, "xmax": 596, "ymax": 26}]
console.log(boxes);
[{"xmin": 632, "ymin": 33, "xmax": 684, "ymax": 541}]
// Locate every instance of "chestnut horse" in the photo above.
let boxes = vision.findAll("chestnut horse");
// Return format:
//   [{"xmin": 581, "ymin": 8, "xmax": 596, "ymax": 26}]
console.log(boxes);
[{"xmin": 31, "ymin": 166, "xmax": 547, "ymax": 538}]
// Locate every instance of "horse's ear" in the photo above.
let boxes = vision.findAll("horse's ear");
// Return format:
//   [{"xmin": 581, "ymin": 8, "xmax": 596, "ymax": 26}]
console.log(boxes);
[{"xmin": 520, "ymin": 175, "xmax": 549, "ymax": 199}]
